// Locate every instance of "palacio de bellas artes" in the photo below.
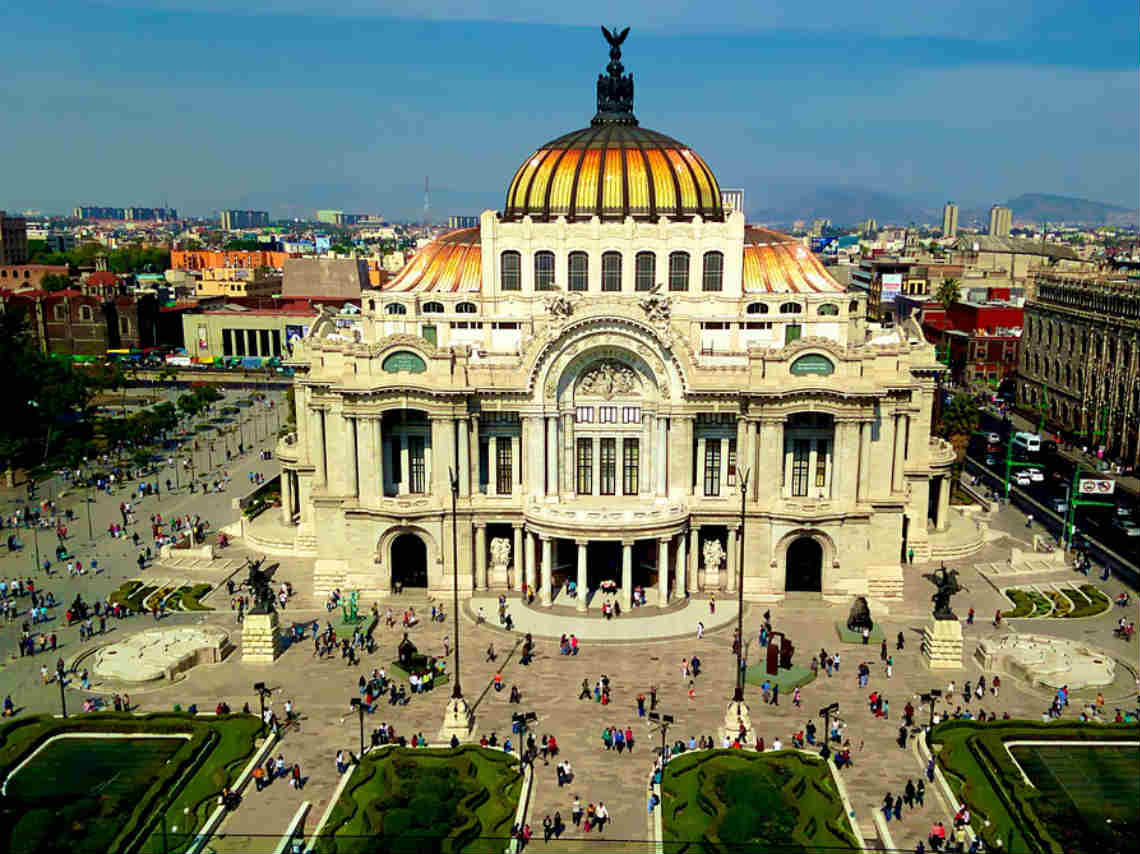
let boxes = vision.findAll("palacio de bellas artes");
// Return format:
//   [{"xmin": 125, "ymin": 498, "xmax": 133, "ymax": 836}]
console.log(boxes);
[{"xmin": 260, "ymin": 32, "xmax": 968, "ymax": 613}]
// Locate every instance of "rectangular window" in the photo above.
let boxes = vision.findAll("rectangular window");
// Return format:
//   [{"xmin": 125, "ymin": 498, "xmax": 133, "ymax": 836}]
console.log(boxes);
[
  {"xmin": 259, "ymin": 329, "xmax": 270, "ymax": 356},
  {"xmin": 501, "ymin": 252, "xmax": 521, "ymax": 291},
  {"xmin": 791, "ymin": 439, "xmax": 811, "ymax": 497},
  {"xmin": 234, "ymin": 329, "xmax": 246, "ymax": 356},
  {"xmin": 622, "ymin": 438, "xmax": 640, "ymax": 495},
  {"xmin": 222, "ymin": 328, "xmax": 233, "ymax": 356},
  {"xmin": 271, "ymin": 329, "xmax": 281, "ymax": 356},
  {"xmin": 407, "ymin": 436, "xmax": 426, "ymax": 493},
  {"xmin": 575, "ymin": 406, "xmax": 594, "ymax": 423},
  {"xmin": 421, "ymin": 324, "xmax": 437, "ymax": 346},
  {"xmin": 535, "ymin": 252, "xmax": 555, "ymax": 290},
  {"xmin": 599, "ymin": 438, "xmax": 616, "ymax": 495},
  {"xmin": 602, "ymin": 252, "xmax": 622, "ymax": 292},
  {"xmin": 247, "ymin": 329, "xmax": 258, "ymax": 356},
  {"xmin": 727, "ymin": 439, "xmax": 737, "ymax": 486},
  {"xmin": 814, "ymin": 439, "xmax": 828, "ymax": 487},
  {"xmin": 703, "ymin": 440, "xmax": 721, "ymax": 497},
  {"xmin": 568, "ymin": 253, "xmax": 588, "ymax": 291},
  {"xmin": 477, "ymin": 441, "xmax": 488, "ymax": 493},
  {"xmin": 622, "ymin": 406, "xmax": 641, "ymax": 423},
  {"xmin": 598, "ymin": 406, "xmax": 617, "ymax": 423},
  {"xmin": 669, "ymin": 253, "xmax": 690, "ymax": 291},
  {"xmin": 785, "ymin": 324, "xmax": 802, "ymax": 345},
  {"xmin": 496, "ymin": 438, "xmax": 513, "ymax": 495},
  {"xmin": 635, "ymin": 253, "xmax": 655, "ymax": 291},
  {"xmin": 576, "ymin": 438, "xmax": 593, "ymax": 495}
]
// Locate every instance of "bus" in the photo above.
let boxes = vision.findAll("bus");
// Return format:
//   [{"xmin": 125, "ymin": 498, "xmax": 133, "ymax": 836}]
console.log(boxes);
[{"xmin": 1011, "ymin": 432, "xmax": 1041, "ymax": 454}]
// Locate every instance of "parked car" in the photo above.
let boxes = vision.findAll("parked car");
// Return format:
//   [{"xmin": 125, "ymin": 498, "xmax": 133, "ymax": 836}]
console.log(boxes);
[
  {"xmin": 1014, "ymin": 472, "xmax": 1032, "ymax": 487},
  {"xmin": 986, "ymin": 432, "xmax": 1001, "ymax": 444},
  {"xmin": 1114, "ymin": 505, "xmax": 1132, "ymax": 517},
  {"xmin": 1111, "ymin": 519, "xmax": 1140, "ymax": 537},
  {"xmin": 1028, "ymin": 468, "xmax": 1045, "ymax": 483},
  {"xmin": 984, "ymin": 455, "xmax": 998, "ymax": 466},
  {"xmin": 1052, "ymin": 499, "xmax": 1068, "ymax": 514}
]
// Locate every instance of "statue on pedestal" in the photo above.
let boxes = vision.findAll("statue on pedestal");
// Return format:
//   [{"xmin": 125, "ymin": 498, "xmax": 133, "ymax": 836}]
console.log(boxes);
[
  {"xmin": 244, "ymin": 555, "xmax": 275, "ymax": 614},
  {"xmin": 702, "ymin": 539, "xmax": 725, "ymax": 573},
  {"xmin": 779, "ymin": 636, "xmax": 794, "ymax": 670},
  {"xmin": 929, "ymin": 563, "xmax": 964, "ymax": 621},
  {"xmin": 490, "ymin": 537, "xmax": 511, "ymax": 571},
  {"xmin": 398, "ymin": 632, "xmax": 418, "ymax": 668}
]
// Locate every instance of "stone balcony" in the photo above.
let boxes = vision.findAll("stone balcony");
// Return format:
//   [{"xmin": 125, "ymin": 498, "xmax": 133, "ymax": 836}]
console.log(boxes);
[
  {"xmin": 524, "ymin": 497, "xmax": 689, "ymax": 539},
  {"xmin": 929, "ymin": 436, "xmax": 957, "ymax": 469},
  {"xmin": 276, "ymin": 431, "xmax": 299, "ymax": 463}
]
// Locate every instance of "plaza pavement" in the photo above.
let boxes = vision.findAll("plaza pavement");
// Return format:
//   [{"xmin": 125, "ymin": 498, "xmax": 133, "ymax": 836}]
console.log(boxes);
[{"xmin": 3, "ymin": 422, "xmax": 1138, "ymax": 852}]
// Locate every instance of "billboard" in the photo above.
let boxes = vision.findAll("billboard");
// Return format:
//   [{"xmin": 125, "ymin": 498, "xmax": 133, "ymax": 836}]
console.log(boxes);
[
  {"xmin": 1077, "ymin": 478, "xmax": 1115, "ymax": 496},
  {"xmin": 880, "ymin": 272, "xmax": 903, "ymax": 301}
]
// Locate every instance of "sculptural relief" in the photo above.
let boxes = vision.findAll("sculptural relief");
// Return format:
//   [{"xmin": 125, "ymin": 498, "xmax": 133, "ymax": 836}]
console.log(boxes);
[
  {"xmin": 489, "ymin": 537, "xmax": 512, "ymax": 569},
  {"xmin": 578, "ymin": 360, "xmax": 638, "ymax": 399},
  {"xmin": 702, "ymin": 538, "xmax": 725, "ymax": 571}
]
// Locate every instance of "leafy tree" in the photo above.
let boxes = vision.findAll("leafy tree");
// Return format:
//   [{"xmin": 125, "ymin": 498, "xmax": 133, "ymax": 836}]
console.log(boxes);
[
  {"xmin": 936, "ymin": 277, "xmax": 961, "ymax": 310},
  {"xmin": 39, "ymin": 273, "xmax": 74, "ymax": 292},
  {"xmin": 938, "ymin": 392, "xmax": 980, "ymax": 470}
]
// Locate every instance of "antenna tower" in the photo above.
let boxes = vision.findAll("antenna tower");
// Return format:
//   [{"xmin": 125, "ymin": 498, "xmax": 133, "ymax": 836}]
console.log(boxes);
[{"xmin": 423, "ymin": 176, "xmax": 430, "ymax": 226}]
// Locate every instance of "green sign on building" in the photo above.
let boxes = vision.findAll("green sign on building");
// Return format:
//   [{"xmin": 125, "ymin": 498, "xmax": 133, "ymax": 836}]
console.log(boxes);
[
  {"xmin": 790, "ymin": 354, "xmax": 835, "ymax": 376},
  {"xmin": 382, "ymin": 351, "xmax": 427, "ymax": 374}
]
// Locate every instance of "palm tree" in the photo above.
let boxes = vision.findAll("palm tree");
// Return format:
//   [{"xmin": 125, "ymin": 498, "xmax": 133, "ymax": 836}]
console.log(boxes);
[{"xmin": 936, "ymin": 277, "xmax": 961, "ymax": 311}]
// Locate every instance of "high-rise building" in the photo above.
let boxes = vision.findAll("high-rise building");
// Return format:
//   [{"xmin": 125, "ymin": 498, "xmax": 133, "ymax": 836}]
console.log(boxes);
[
  {"xmin": 73, "ymin": 206, "xmax": 126, "ymax": 220},
  {"xmin": 988, "ymin": 205, "xmax": 1012, "ymax": 237},
  {"xmin": 942, "ymin": 202, "xmax": 958, "ymax": 237},
  {"xmin": 447, "ymin": 216, "xmax": 479, "ymax": 229},
  {"xmin": 221, "ymin": 210, "xmax": 270, "ymax": 230},
  {"xmin": 0, "ymin": 211, "xmax": 29, "ymax": 266}
]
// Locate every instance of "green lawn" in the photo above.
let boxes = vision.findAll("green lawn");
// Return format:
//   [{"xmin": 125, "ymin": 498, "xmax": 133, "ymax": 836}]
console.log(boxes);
[
  {"xmin": 0, "ymin": 713, "xmax": 261, "ymax": 854},
  {"xmin": 313, "ymin": 746, "xmax": 521, "ymax": 854},
  {"xmin": 931, "ymin": 720, "xmax": 1139, "ymax": 854},
  {"xmin": 660, "ymin": 749, "xmax": 859, "ymax": 853}
]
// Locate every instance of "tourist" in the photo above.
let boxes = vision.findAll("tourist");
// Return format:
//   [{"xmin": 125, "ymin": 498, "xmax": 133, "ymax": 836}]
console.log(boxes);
[
  {"xmin": 335, "ymin": 749, "xmax": 348, "ymax": 774},
  {"xmin": 571, "ymin": 796, "xmax": 582, "ymax": 826}
]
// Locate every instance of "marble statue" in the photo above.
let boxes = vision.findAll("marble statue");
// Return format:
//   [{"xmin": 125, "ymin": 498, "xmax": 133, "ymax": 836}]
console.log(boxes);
[
  {"xmin": 579, "ymin": 361, "xmax": 637, "ymax": 399},
  {"xmin": 703, "ymin": 538, "xmax": 725, "ymax": 571},
  {"xmin": 489, "ymin": 537, "xmax": 511, "ymax": 569}
]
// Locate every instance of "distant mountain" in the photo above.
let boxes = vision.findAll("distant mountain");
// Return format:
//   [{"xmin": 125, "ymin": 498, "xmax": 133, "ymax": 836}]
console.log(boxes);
[
  {"xmin": 748, "ymin": 186, "xmax": 923, "ymax": 228},
  {"xmin": 1003, "ymin": 193, "xmax": 1137, "ymax": 227}
]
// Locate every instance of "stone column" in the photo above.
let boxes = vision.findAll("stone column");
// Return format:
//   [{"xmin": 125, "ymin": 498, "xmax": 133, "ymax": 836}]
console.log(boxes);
[
  {"xmin": 347, "ymin": 416, "xmax": 359, "ymax": 498},
  {"xmin": 640, "ymin": 415, "xmax": 653, "ymax": 497},
  {"xmin": 314, "ymin": 408, "xmax": 327, "ymax": 487},
  {"xmin": 488, "ymin": 436, "xmax": 498, "ymax": 497},
  {"xmin": 621, "ymin": 541, "xmax": 633, "ymax": 612},
  {"xmin": 398, "ymin": 433, "xmax": 410, "ymax": 495},
  {"xmin": 470, "ymin": 414, "xmax": 481, "ymax": 494},
  {"xmin": 937, "ymin": 474, "xmax": 951, "ymax": 531},
  {"xmin": 726, "ymin": 526, "xmax": 738, "ymax": 593},
  {"xmin": 657, "ymin": 538, "xmax": 669, "ymax": 607},
  {"xmin": 528, "ymin": 532, "xmax": 542, "ymax": 603},
  {"xmin": 474, "ymin": 523, "xmax": 487, "ymax": 591},
  {"xmin": 457, "ymin": 418, "xmax": 470, "ymax": 497},
  {"xmin": 589, "ymin": 437, "xmax": 599, "ymax": 497},
  {"xmin": 359, "ymin": 417, "xmax": 380, "ymax": 503},
  {"xmin": 670, "ymin": 416, "xmax": 693, "ymax": 499},
  {"xmin": 696, "ymin": 436, "xmax": 707, "ymax": 496},
  {"xmin": 511, "ymin": 433, "xmax": 521, "ymax": 493},
  {"xmin": 894, "ymin": 414, "xmax": 908, "ymax": 492},
  {"xmin": 689, "ymin": 526, "xmax": 700, "ymax": 591},
  {"xmin": 721, "ymin": 438, "xmax": 732, "ymax": 494},
  {"xmin": 280, "ymin": 467, "xmax": 293, "ymax": 525},
  {"xmin": 758, "ymin": 420, "xmax": 783, "ymax": 506},
  {"xmin": 656, "ymin": 416, "xmax": 668, "ymax": 496},
  {"xmin": 524, "ymin": 417, "xmax": 541, "ymax": 497},
  {"xmin": 674, "ymin": 531, "xmax": 686, "ymax": 600},
  {"xmin": 545, "ymin": 416, "xmax": 559, "ymax": 499},
  {"xmin": 562, "ymin": 413, "xmax": 574, "ymax": 494},
  {"xmin": 514, "ymin": 524, "xmax": 526, "ymax": 591},
  {"xmin": 576, "ymin": 539, "xmax": 588, "ymax": 612},
  {"xmin": 835, "ymin": 420, "xmax": 857, "ymax": 504},
  {"xmin": 857, "ymin": 420, "xmax": 871, "ymax": 502},
  {"xmin": 431, "ymin": 416, "xmax": 451, "ymax": 497}
]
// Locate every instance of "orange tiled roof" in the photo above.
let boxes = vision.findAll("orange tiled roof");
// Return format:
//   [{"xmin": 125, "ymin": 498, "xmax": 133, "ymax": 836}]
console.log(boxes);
[
  {"xmin": 383, "ymin": 228, "xmax": 482, "ymax": 293},
  {"xmin": 742, "ymin": 227, "xmax": 844, "ymax": 294}
]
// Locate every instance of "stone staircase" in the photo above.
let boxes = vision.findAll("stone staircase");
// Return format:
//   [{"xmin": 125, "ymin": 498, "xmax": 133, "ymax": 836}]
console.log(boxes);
[{"xmin": 867, "ymin": 577, "xmax": 904, "ymax": 601}]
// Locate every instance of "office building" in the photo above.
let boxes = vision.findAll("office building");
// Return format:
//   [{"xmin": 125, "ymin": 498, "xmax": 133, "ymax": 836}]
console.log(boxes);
[
  {"xmin": 0, "ymin": 211, "xmax": 29, "ymax": 266},
  {"xmin": 942, "ymin": 203, "xmax": 958, "ymax": 238},
  {"xmin": 988, "ymin": 205, "xmax": 1012, "ymax": 237},
  {"xmin": 220, "ymin": 210, "xmax": 270, "ymax": 230},
  {"xmin": 448, "ymin": 216, "xmax": 479, "ymax": 229}
]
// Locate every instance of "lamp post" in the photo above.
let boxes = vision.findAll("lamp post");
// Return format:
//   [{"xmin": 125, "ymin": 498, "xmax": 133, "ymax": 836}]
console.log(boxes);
[
  {"xmin": 921, "ymin": 689, "xmax": 943, "ymax": 730},
  {"xmin": 86, "ymin": 487, "xmax": 94, "ymax": 542},
  {"xmin": 349, "ymin": 697, "xmax": 366, "ymax": 758},
  {"xmin": 732, "ymin": 467, "xmax": 751, "ymax": 703},
  {"xmin": 647, "ymin": 711, "xmax": 676, "ymax": 768},
  {"xmin": 58, "ymin": 673, "xmax": 68, "ymax": 718},
  {"xmin": 819, "ymin": 702, "xmax": 839, "ymax": 758},
  {"xmin": 253, "ymin": 682, "xmax": 271, "ymax": 736},
  {"xmin": 511, "ymin": 711, "xmax": 537, "ymax": 770},
  {"xmin": 32, "ymin": 525, "xmax": 41, "ymax": 575},
  {"xmin": 438, "ymin": 467, "xmax": 473, "ymax": 742}
]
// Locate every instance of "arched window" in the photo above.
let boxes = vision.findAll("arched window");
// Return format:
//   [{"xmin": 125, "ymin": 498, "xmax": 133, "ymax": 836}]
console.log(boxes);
[
  {"xmin": 500, "ymin": 250, "xmax": 521, "ymax": 291},
  {"xmin": 568, "ymin": 252, "xmax": 588, "ymax": 291},
  {"xmin": 455, "ymin": 302, "xmax": 477, "ymax": 314},
  {"xmin": 422, "ymin": 301, "xmax": 444, "ymax": 313},
  {"xmin": 119, "ymin": 316, "xmax": 130, "ymax": 333},
  {"xmin": 601, "ymin": 251, "xmax": 622, "ymax": 292},
  {"xmin": 848, "ymin": 300, "xmax": 859, "ymax": 314},
  {"xmin": 746, "ymin": 302, "xmax": 769, "ymax": 314},
  {"xmin": 368, "ymin": 299, "xmax": 376, "ymax": 313},
  {"xmin": 668, "ymin": 251, "xmax": 689, "ymax": 291},
  {"xmin": 534, "ymin": 251, "xmax": 555, "ymax": 291},
  {"xmin": 779, "ymin": 302, "xmax": 802, "ymax": 314},
  {"xmin": 817, "ymin": 303, "xmax": 839, "ymax": 316},
  {"xmin": 79, "ymin": 305, "xmax": 93, "ymax": 322},
  {"xmin": 386, "ymin": 303, "xmax": 407, "ymax": 315},
  {"xmin": 701, "ymin": 251, "xmax": 723, "ymax": 291},
  {"xmin": 635, "ymin": 252, "xmax": 656, "ymax": 292}
]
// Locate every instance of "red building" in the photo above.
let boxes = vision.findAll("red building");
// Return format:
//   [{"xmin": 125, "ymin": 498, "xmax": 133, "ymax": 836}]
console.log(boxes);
[
  {"xmin": 0, "ymin": 288, "xmax": 155, "ymax": 356},
  {"xmin": 922, "ymin": 302, "xmax": 1023, "ymax": 385}
]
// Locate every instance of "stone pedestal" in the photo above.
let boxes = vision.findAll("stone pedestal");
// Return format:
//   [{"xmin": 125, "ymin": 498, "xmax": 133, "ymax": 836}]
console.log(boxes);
[
  {"xmin": 722, "ymin": 699, "xmax": 754, "ymax": 745},
  {"xmin": 921, "ymin": 618, "xmax": 963, "ymax": 669},
  {"xmin": 490, "ymin": 561, "xmax": 510, "ymax": 590},
  {"xmin": 438, "ymin": 695, "xmax": 475, "ymax": 744},
  {"xmin": 242, "ymin": 611, "xmax": 281, "ymax": 663}
]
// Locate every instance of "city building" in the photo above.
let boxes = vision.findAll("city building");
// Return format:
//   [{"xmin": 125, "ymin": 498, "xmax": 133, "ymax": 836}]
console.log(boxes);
[
  {"xmin": 181, "ymin": 301, "xmax": 322, "ymax": 361},
  {"xmin": 125, "ymin": 207, "xmax": 177, "ymax": 222},
  {"xmin": 1017, "ymin": 271, "xmax": 1139, "ymax": 467},
  {"xmin": 195, "ymin": 266, "xmax": 282, "ymax": 298},
  {"xmin": 950, "ymin": 235, "xmax": 1090, "ymax": 286},
  {"xmin": 316, "ymin": 210, "xmax": 368, "ymax": 226},
  {"xmin": 942, "ymin": 203, "xmax": 958, "ymax": 238},
  {"xmin": 0, "ymin": 264, "xmax": 70, "ymax": 289},
  {"xmin": 43, "ymin": 232, "xmax": 77, "ymax": 253},
  {"xmin": 171, "ymin": 249, "xmax": 294, "ymax": 271},
  {"xmin": 0, "ymin": 289, "xmax": 154, "ymax": 355},
  {"xmin": 282, "ymin": 258, "xmax": 370, "ymax": 300},
  {"xmin": 1, "ymin": 211, "xmax": 29, "ymax": 265},
  {"xmin": 220, "ymin": 210, "xmax": 270, "ymax": 230},
  {"xmin": 73, "ymin": 206, "xmax": 126, "ymax": 220},
  {"xmin": 267, "ymin": 34, "xmax": 966, "ymax": 608},
  {"xmin": 448, "ymin": 216, "xmax": 479, "ymax": 229},
  {"xmin": 921, "ymin": 301, "xmax": 1022, "ymax": 384},
  {"xmin": 988, "ymin": 205, "xmax": 1012, "ymax": 237}
]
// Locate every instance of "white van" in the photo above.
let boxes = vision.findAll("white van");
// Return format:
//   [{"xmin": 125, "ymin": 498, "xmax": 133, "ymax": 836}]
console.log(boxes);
[{"xmin": 1011, "ymin": 432, "xmax": 1041, "ymax": 454}]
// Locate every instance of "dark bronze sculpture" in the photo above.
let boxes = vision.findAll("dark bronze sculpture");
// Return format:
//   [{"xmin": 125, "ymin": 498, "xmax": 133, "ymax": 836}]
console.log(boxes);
[
  {"xmin": 398, "ymin": 632, "xmax": 418, "ymax": 667},
  {"xmin": 594, "ymin": 26, "xmax": 636, "ymax": 124},
  {"xmin": 929, "ymin": 562, "xmax": 964, "ymax": 620},
  {"xmin": 846, "ymin": 595, "xmax": 873, "ymax": 633},
  {"xmin": 244, "ymin": 555, "xmax": 275, "ymax": 614},
  {"xmin": 779, "ymin": 636, "xmax": 794, "ymax": 670}
]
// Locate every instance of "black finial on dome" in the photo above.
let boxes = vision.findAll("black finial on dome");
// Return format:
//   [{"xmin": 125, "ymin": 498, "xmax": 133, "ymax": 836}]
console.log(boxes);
[{"xmin": 593, "ymin": 26, "xmax": 637, "ymax": 126}]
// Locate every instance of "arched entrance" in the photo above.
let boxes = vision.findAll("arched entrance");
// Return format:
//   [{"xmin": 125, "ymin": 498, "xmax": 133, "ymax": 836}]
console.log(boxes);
[
  {"xmin": 785, "ymin": 537, "xmax": 823, "ymax": 592},
  {"xmin": 390, "ymin": 533, "xmax": 428, "ymax": 589}
]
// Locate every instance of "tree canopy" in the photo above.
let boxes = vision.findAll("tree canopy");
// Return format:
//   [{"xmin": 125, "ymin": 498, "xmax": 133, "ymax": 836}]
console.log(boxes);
[{"xmin": 28, "ymin": 241, "xmax": 170, "ymax": 273}]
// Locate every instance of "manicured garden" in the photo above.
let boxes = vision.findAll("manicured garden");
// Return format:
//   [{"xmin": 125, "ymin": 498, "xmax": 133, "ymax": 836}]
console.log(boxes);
[
  {"xmin": 931, "ymin": 719, "xmax": 1139, "ymax": 854},
  {"xmin": 1001, "ymin": 584, "xmax": 1110, "ymax": 619},
  {"xmin": 109, "ymin": 580, "xmax": 213, "ymax": 613},
  {"xmin": 0, "ymin": 713, "xmax": 261, "ymax": 854},
  {"xmin": 313, "ymin": 746, "xmax": 521, "ymax": 854},
  {"xmin": 660, "ymin": 749, "xmax": 859, "ymax": 853}
]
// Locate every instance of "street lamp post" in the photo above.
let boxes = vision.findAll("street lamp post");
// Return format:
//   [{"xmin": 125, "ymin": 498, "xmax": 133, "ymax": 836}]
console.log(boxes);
[
  {"xmin": 86, "ymin": 488, "xmax": 94, "ymax": 542},
  {"xmin": 32, "ymin": 525, "xmax": 41, "ymax": 575},
  {"xmin": 921, "ymin": 689, "xmax": 942, "ymax": 730},
  {"xmin": 733, "ymin": 467, "xmax": 751, "ymax": 703},
  {"xmin": 647, "ymin": 711, "xmax": 675, "ymax": 768},
  {"xmin": 349, "ymin": 697, "xmax": 366, "ymax": 758},
  {"xmin": 253, "ymin": 682, "xmax": 271, "ymax": 736},
  {"xmin": 438, "ymin": 467, "xmax": 473, "ymax": 742},
  {"xmin": 819, "ymin": 702, "xmax": 839, "ymax": 758},
  {"xmin": 58, "ymin": 673, "xmax": 68, "ymax": 718},
  {"xmin": 511, "ymin": 711, "xmax": 537, "ymax": 770}
]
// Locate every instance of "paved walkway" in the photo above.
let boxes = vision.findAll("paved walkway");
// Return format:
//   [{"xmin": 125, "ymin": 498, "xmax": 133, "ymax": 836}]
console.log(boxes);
[{"xmin": 469, "ymin": 595, "xmax": 740, "ymax": 642}]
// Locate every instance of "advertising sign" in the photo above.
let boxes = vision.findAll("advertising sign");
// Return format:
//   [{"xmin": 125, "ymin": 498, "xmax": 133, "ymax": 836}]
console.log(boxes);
[
  {"xmin": 1077, "ymin": 478, "xmax": 1115, "ymax": 496},
  {"xmin": 880, "ymin": 272, "xmax": 903, "ymax": 301}
]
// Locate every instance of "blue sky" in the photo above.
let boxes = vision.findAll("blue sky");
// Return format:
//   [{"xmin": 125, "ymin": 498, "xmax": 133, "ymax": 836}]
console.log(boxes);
[{"xmin": 2, "ymin": 1, "xmax": 1137, "ymax": 220}]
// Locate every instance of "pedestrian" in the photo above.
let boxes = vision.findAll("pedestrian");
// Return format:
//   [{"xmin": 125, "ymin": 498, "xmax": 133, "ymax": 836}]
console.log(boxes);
[
  {"xmin": 916, "ymin": 779, "xmax": 925, "ymax": 807},
  {"xmin": 335, "ymin": 749, "xmax": 347, "ymax": 774},
  {"xmin": 572, "ymin": 796, "xmax": 582, "ymax": 826},
  {"xmin": 897, "ymin": 631, "xmax": 905, "ymax": 651},
  {"xmin": 696, "ymin": 621, "xmax": 704, "ymax": 639},
  {"xmin": 709, "ymin": 594, "xmax": 715, "ymax": 614},
  {"xmin": 904, "ymin": 779, "xmax": 916, "ymax": 808},
  {"xmin": 967, "ymin": 607, "xmax": 974, "ymax": 625},
  {"xmin": 1025, "ymin": 513, "xmax": 1033, "ymax": 528},
  {"xmin": 770, "ymin": 684, "xmax": 779, "ymax": 706}
]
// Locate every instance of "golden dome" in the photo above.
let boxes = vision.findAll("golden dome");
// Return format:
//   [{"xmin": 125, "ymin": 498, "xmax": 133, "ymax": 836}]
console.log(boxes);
[
  {"xmin": 504, "ymin": 125, "xmax": 723, "ymax": 223},
  {"xmin": 503, "ymin": 28, "xmax": 723, "ymax": 223}
]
